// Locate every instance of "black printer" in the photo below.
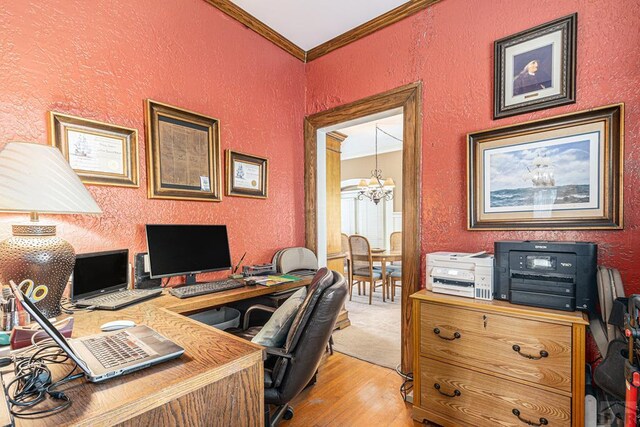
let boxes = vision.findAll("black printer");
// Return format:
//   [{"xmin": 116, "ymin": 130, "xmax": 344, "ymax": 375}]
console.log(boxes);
[{"xmin": 494, "ymin": 240, "xmax": 597, "ymax": 313}]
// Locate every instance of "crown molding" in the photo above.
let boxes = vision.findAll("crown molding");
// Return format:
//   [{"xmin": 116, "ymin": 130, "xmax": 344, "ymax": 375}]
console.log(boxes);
[
  {"xmin": 204, "ymin": 0, "xmax": 441, "ymax": 63},
  {"xmin": 306, "ymin": 0, "xmax": 440, "ymax": 61},
  {"xmin": 204, "ymin": 0, "xmax": 306, "ymax": 61}
]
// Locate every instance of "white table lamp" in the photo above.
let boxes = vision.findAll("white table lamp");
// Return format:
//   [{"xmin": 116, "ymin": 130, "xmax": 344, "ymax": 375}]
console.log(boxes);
[{"xmin": 0, "ymin": 142, "xmax": 102, "ymax": 316}]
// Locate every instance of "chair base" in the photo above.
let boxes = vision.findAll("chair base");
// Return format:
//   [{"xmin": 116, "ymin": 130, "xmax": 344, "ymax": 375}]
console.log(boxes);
[{"xmin": 265, "ymin": 404, "xmax": 294, "ymax": 427}]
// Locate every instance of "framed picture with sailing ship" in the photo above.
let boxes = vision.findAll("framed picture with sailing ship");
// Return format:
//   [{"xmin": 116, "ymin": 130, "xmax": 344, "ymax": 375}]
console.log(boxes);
[{"xmin": 467, "ymin": 104, "xmax": 624, "ymax": 230}]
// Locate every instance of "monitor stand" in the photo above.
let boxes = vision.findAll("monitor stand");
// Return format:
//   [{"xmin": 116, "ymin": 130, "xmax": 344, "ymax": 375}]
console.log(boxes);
[{"xmin": 185, "ymin": 273, "xmax": 197, "ymax": 285}]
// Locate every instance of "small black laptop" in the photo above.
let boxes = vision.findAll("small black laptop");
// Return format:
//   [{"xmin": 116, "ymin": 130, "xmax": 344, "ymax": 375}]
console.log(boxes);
[{"xmin": 72, "ymin": 249, "xmax": 161, "ymax": 310}]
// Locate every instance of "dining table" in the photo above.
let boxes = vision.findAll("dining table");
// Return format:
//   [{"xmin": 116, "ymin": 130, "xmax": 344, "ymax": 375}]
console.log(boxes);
[{"xmin": 371, "ymin": 250, "xmax": 402, "ymax": 298}]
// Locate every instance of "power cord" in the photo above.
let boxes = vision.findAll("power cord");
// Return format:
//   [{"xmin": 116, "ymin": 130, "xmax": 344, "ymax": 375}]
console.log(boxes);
[
  {"xmin": 5, "ymin": 343, "xmax": 83, "ymax": 418},
  {"xmin": 395, "ymin": 364, "xmax": 413, "ymax": 401},
  {"xmin": 60, "ymin": 297, "xmax": 95, "ymax": 314}
]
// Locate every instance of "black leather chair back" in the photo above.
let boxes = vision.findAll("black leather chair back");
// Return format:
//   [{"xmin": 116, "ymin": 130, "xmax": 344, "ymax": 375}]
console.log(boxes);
[{"xmin": 265, "ymin": 268, "xmax": 347, "ymax": 405}]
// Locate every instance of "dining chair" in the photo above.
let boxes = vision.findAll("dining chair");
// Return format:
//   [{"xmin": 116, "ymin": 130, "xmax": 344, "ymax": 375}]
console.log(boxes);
[
  {"xmin": 341, "ymin": 233, "xmax": 353, "ymax": 290},
  {"xmin": 387, "ymin": 270, "xmax": 402, "ymax": 302},
  {"xmin": 387, "ymin": 231, "xmax": 402, "ymax": 272},
  {"xmin": 349, "ymin": 234, "xmax": 386, "ymax": 304}
]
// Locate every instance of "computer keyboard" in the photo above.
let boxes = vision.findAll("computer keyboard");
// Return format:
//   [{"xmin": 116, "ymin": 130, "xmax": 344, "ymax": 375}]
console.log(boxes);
[
  {"xmin": 169, "ymin": 279, "xmax": 244, "ymax": 299},
  {"xmin": 79, "ymin": 289, "xmax": 160, "ymax": 305}
]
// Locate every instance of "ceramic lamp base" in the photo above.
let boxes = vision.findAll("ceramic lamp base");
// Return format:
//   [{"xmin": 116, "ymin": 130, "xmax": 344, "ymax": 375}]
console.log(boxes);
[{"xmin": 0, "ymin": 223, "xmax": 75, "ymax": 317}]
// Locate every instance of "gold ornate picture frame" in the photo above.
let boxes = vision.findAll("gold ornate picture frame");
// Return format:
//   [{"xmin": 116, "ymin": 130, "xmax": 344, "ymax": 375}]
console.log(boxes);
[
  {"xmin": 225, "ymin": 150, "xmax": 268, "ymax": 199},
  {"xmin": 48, "ymin": 112, "xmax": 139, "ymax": 187},
  {"xmin": 468, "ymin": 104, "xmax": 623, "ymax": 230},
  {"xmin": 145, "ymin": 100, "xmax": 221, "ymax": 202}
]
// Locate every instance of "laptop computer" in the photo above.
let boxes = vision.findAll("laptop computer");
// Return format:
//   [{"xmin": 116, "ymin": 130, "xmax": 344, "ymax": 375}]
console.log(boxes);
[
  {"xmin": 10, "ymin": 281, "xmax": 184, "ymax": 383},
  {"xmin": 72, "ymin": 249, "xmax": 162, "ymax": 310}
]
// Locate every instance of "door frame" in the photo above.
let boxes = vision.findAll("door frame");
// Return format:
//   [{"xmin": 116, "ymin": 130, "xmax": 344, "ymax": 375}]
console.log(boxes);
[{"xmin": 304, "ymin": 82, "xmax": 422, "ymax": 372}]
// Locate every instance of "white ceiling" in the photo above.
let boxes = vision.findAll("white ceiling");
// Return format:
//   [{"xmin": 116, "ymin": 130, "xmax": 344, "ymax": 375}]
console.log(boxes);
[
  {"xmin": 229, "ymin": 0, "xmax": 408, "ymax": 51},
  {"xmin": 338, "ymin": 113, "xmax": 403, "ymax": 160}
]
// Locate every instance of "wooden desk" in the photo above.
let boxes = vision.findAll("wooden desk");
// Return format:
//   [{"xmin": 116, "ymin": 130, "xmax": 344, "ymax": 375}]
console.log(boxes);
[{"xmin": 1, "ymin": 279, "xmax": 310, "ymax": 426}]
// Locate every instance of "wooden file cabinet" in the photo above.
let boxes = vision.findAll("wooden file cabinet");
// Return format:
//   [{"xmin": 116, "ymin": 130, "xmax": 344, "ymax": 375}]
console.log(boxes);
[{"xmin": 411, "ymin": 290, "xmax": 588, "ymax": 427}]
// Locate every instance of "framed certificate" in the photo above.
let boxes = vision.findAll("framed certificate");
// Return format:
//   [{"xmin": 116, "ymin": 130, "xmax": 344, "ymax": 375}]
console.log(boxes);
[
  {"xmin": 48, "ymin": 112, "xmax": 139, "ymax": 187},
  {"xmin": 226, "ymin": 150, "xmax": 268, "ymax": 199},
  {"xmin": 145, "ymin": 100, "xmax": 221, "ymax": 202}
]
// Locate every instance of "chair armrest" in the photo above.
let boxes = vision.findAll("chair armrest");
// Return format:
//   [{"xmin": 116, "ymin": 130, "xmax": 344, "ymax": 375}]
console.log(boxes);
[
  {"xmin": 243, "ymin": 304, "xmax": 277, "ymax": 330},
  {"xmin": 264, "ymin": 346, "xmax": 293, "ymax": 359}
]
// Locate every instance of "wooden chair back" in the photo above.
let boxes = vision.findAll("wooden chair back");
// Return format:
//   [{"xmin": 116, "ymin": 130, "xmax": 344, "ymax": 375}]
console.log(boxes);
[
  {"xmin": 348, "ymin": 234, "xmax": 373, "ymax": 275},
  {"xmin": 390, "ymin": 231, "xmax": 402, "ymax": 252}
]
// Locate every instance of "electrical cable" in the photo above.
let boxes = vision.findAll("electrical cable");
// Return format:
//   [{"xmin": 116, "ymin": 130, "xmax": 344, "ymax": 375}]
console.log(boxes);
[
  {"xmin": 395, "ymin": 363, "xmax": 413, "ymax": 401},
  {"xmin": 5, "ymin": 343, "xmax": 83, "ymax": 418},
  {"xmin": 60, "ymin": 297, "xmax": 94, "ymax": 314}
]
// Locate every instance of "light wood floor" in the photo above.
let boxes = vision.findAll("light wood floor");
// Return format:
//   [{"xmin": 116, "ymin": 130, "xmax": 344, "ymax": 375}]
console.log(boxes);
[{"xmin": 285, "ymin": 352, "xmax": 426, "ymax": 427}]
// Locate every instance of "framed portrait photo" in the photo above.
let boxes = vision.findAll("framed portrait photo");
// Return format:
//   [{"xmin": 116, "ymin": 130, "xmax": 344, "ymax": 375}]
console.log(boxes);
[
  {"xmin": 468, "ymin": 104, "xmax": 624, "ymax": 230},
  {"xmin": 226, "ymin": 150, "xmax": 268, "ymax": 199},
  {"xmin": 494, "ymin": 14, "xmax": 577, "ymax": 119},
  {"xmin": 48, "ymin": 112, "xmax": 139, "ymax": 187},
  {"xmin": 145, "ymin": 100, "xmax": 221, "ymax": 202}
]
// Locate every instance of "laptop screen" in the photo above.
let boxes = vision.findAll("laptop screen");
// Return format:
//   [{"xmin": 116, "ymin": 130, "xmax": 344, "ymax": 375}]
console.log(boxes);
[
  {"xmin": 9, "ymin": 281, "xmax": 90, "ymax": 375},
  {"xmin": 72, "ymin": 249, "xmax": 128, "ymax": 300}
]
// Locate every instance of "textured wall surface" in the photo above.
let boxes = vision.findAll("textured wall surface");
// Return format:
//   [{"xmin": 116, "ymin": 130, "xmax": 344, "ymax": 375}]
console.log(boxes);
[
  {"xmin": 306, "ymin": 0, "xmax": 640, "ymax": 293},
  {"xmin": 0, "ymin": 0, "xmax": 306, "ymax": 282}
]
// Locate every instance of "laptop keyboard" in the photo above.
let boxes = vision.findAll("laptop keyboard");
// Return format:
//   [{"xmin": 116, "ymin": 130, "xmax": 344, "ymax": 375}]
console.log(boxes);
[
  {"xmin": 79, "ymin": 289, "xmax": 159, "ymax": 306},
  {"xmin": 85, "ymin": 331, "xmax": 150, "ymax": 369}
]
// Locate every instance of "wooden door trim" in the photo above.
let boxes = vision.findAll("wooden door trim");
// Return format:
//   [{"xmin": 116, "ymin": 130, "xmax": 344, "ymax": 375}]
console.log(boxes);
[{"xmin": 304, "ymin": 82, "xmax": 422, "ymax": 372}]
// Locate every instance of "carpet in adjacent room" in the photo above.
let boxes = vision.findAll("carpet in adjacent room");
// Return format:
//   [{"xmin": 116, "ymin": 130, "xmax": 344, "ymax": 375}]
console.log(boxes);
[{"xmin": 331, "ymin": 289, "xmax": 401, "ymax": 369}]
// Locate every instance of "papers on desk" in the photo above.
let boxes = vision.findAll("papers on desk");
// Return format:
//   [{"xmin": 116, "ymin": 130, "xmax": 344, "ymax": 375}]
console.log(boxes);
[{"xmin": 244, "ymin": 274, "xmax": 301, "ymax": 286}]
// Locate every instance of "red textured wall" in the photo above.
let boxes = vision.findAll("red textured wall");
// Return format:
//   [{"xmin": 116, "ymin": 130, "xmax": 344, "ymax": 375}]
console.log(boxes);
[
  {"xmin": 0, "ymin": 0, "xmax": 306, "ymax": 282},
  {"xmin": 306, "ymin": 0, "xmax": 640, "ymax": 292}
]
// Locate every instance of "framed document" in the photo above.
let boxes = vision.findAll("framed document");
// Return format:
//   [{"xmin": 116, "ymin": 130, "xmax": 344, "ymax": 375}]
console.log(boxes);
[
  {"xmin": 226, "ymin": 150, "xmax": 268, "ymax": 199},
  {"xmin": 494, "ymin": 14, "xmax": 577, "ymax": 119},
  {"xmin": 145, "ymin": 100, "xmax": 221, "ymax": 201},
  {"xmin": 468, "ymin": 104, "xmax": 623, "ymax": 230},
  {"xmin": 48, "ymin": 112, "xmax": 139, "ymax": 187}
]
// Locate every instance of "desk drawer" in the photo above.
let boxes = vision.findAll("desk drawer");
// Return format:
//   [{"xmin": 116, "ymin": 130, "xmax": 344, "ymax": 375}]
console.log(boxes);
[
  {"xmin": 420, "ymin": 357, "xmax": 571, "ymax": 427},
  {"xmin": 420, "ymin": 301, "xmax": 572, "ymax": 392}
]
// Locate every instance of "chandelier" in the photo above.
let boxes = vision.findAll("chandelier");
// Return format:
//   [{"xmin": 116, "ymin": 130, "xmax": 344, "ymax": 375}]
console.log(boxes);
[{"xmin": 357, "ymin": 125, "xmax": 396, "ymax": 205}]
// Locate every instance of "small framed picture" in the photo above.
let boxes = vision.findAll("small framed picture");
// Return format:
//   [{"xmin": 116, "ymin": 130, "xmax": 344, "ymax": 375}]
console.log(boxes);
[
  {"xmin": 226, "ymin": 150, "xmax": 268, "ymax": 199},
  {"xmin": 468, "ymin": 104, "xmax": 624, "ymax": 230},
  {"xmin": 494, "ymin": 14, "xmax": 577, "ymax": 119},
  {"xmin": 145, "ymin": 100, "xmax": 221, "ymax": 202},
  {"xmin": 48, "ymin": 112, "xmax": 139, "ymax": 187}
]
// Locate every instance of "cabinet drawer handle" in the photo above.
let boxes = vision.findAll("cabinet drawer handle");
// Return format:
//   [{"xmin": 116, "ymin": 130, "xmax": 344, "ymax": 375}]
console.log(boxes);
[
  {"xmin": 434, "ymin": 383, "xmax": 461, "ymax": 397},
  {"xmin": 433, "ymin": 328, "xmax": 461, "ymax": 341},
  {"xmin": 512, "ymin": 345, "xmax": 549, "ymax": 360},
  {"xmin": 512, "ymin": 408, "xmax": 548, "ymax": 426}
]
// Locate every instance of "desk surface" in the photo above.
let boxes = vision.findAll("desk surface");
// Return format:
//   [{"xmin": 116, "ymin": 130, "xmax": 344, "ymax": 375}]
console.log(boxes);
[{"xmin": 2, "ymin": 278, "xmax": 310, "ymax": 426}]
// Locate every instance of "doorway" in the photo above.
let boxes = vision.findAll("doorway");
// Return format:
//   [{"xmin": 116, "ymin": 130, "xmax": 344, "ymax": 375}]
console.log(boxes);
[{"xmin": 304, "ymin": 82, "xmax": 422, "ymax": 373}]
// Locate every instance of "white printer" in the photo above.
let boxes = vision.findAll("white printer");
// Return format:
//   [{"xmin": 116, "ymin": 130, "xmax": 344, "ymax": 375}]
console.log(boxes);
[{"xmin": 426, "ymin": 252, "xmax": 494, "ymax": 300}]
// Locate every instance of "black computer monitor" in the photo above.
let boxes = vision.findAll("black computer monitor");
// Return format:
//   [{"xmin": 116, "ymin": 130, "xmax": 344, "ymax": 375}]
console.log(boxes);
[
  {"xmin": 145, "ymin": 224, "xmax": 232, "ymax": 284},
  {"xmin": 72, "ymin": 249, "xmax": 129, "ymax": 300}
]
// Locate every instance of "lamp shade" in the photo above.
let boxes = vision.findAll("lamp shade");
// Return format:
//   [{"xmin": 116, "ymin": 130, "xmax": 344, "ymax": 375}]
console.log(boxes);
[
  {"xmin": 383, "ymin": 178, "xmax": 396, "ymax": 188},
  {"xmin": 0, "ymin": 142, "xmax": 102, "ymax": 214}
]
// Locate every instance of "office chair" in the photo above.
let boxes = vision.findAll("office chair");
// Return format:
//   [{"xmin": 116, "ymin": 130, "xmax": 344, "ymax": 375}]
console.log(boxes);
[{"xmin": 231, "ymin": 268, "xmax": 347, "ymax": 426}]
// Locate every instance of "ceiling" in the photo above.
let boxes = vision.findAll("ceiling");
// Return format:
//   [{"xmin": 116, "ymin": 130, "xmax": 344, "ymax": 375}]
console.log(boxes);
[
  {"xmin": 207, "ymin": 0, "xmax": 439, "ymax": 61},
  {"xmin": 338, "ymin": 113, "xmax": 403, "ymax": 160},
  {"xmin": 229, "ymin": 0, "xmax": 408, "ymax": 50}
]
